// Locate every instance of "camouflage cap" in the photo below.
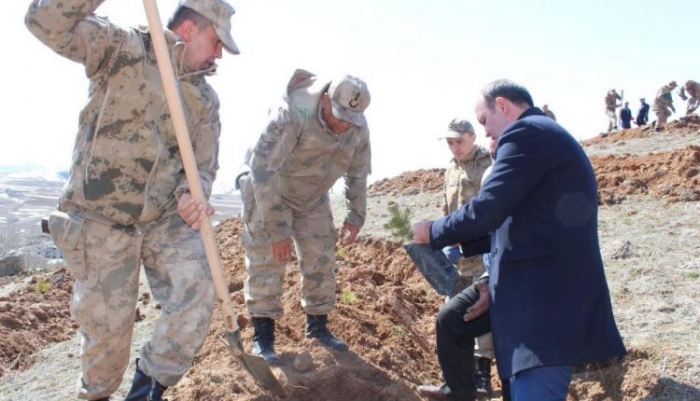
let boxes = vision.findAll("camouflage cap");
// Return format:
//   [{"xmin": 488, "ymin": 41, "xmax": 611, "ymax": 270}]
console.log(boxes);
[
  {"xmin": 669, "ymin": 80, "xmax": 678, "ymax": 87},
  {"xmin": 328, "ymin": 75, "xmax": 371, "ymax": 127},
  {"xmin": 179, "ymin": 0, "xmax": 239, "ymax": 54},
  {"xmin": 444, "ymin": 119, "xmax": 475, "ymax": 139}
]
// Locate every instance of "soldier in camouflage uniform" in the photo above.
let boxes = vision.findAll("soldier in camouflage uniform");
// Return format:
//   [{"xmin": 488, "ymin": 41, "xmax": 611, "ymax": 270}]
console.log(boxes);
[
  {"xmin": 25, "ymin": 0, "xmax": 239, "ymax": 399},
  {"xmin": 653, "ymin": 81, "xmax": 678, "ymax": 125},
  {"xmin": 441, "ymin": 120, "xmax": 492, "ymax": 283},
  {"xmin": 679, "ymin": 80, "xmax": 700, "ymax": 116},
  {"xmin": 419, "ymin": 120, "xmax": 494, "ymax": 399},
  {"xmin": 605, "ymin": 89, "xmax": 623, "ymax": 132},
  {"xmin": 239, "ymin": 69, "xmax": 371, "ymax": 364}
]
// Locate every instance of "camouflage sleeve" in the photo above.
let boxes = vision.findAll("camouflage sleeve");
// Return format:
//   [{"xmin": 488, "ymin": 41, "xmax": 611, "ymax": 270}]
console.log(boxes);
[
  {"xmin": 248, "ymin": 106, "xmax": 300, "ymax": 242},
  {"xmin": 343, "ymin": 129, "xmax": 371, "ymax": 229},
  {"xmin": 25, "ymin": 0, "xmax": 126, "ymax": 79},
  {"xmin": 175, "ymin": 84, "xmax": 221, "ymax": 201}
]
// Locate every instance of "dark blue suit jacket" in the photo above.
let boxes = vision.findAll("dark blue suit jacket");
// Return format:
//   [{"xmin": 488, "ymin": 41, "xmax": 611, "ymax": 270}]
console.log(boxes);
[{"xmin": 430, "ymin": 107, "xmax": 626, "ymax": 378}]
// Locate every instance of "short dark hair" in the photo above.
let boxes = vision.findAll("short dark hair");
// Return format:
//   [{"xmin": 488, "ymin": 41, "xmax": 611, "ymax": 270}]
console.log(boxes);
[
  {"xmin": 481, "ymin": 79, "xmax": 534, "ymax": 110},
  {"xmin": 168, "ymin": 6, "xmax": 210, "ymax": 30}
]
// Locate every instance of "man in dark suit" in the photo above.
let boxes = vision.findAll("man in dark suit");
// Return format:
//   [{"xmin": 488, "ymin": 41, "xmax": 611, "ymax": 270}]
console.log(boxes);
[{"xmin": 412, "ymin": 80, "xmax": 626, "ymax": 401}]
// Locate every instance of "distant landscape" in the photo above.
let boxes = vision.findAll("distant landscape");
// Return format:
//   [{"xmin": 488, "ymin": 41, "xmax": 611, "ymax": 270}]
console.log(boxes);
[{"xmin": 0, "ymin": 168, "xmax": 241, "ymax": 270}]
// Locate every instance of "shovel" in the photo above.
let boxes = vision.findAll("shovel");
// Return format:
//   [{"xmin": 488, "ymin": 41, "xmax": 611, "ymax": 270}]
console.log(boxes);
[
  {"xmin": 142, "ymin": 0, "xmax": 285, "ymax": 395},
  {"xmin": 403, "ymin": 243, "xmax": 464, "ymax": 297}
]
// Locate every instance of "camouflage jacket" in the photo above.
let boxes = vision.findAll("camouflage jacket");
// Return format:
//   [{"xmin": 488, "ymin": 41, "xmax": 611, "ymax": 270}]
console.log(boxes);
[
  {"xmin": 26, "ymin": 0, "xmax": 221, "ymax": 226},
  {"xmin": 654, "ymin": 85, "xmax": 675, "ymax": 108},
  {"xmin": 605, "ymin": 93, "xmax": 621, "ymax": 111},
  {"xmin": 680, "ymin": 82, "xmax": 699, "ymax": 100},
  {"xmin": 246, "ymin": 69, "xmax": 371, "ymax": 243},
  {"xmin": 443, "ymin": 146, "xmax": 492, "ymax": 215}
]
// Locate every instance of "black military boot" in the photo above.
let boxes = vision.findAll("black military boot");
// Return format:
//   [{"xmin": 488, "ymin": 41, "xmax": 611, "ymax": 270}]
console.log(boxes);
[
  {"xmin": 305, "ymin": 314, "xmax": 348, "ymax": 351},
  {"xmin": 124, "ymin": 358, "xmax": 169, "ymax": 401},
  {"xmin": 251, "ymin": 317, "xmax": 280, "ymax": 365},
  {"xmin": 475, "ymin": 357, "xmax": 493, "ymax": 398}
]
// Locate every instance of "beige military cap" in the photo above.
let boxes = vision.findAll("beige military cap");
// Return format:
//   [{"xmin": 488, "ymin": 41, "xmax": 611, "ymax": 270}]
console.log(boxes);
[
  {"xmin": 179, "ymin": 0, "xmax": 239, "ymax": 54},
  {"xmin": 444, "ymin": 119, "xmax": 476, "ymax": 139},
  {"xmin": 328, "ymin": 75, "xmax": 371, "ymax": 127}
]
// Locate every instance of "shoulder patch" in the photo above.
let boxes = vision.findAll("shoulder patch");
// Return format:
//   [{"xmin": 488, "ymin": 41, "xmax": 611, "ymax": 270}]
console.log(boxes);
[{"xmin": 253, "ymin": 133, "xmax": 275, "ymax": 159}]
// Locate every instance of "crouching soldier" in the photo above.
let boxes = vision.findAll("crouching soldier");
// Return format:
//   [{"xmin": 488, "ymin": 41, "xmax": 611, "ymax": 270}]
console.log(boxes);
[{"xmin": 240, "ymin": 69, "xmax": 372, "ymax": 364}]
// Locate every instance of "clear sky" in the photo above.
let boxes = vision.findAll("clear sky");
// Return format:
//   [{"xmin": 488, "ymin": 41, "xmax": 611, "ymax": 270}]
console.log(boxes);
[{"xmin": 5, "ymin": 0, "xmax": 698, "ymax": 192}]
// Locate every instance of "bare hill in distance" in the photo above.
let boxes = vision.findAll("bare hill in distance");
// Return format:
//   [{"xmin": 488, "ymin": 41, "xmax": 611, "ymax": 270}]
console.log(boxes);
[{"xmin": 1, "ymin": 117, "xmax": 700, "ymax": 400}]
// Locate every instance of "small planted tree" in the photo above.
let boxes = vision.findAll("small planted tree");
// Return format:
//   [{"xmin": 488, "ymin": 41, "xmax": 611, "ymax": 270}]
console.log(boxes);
[{"xmin": 383, "ymin": 202, "xmax": 412, "ymax": 241}]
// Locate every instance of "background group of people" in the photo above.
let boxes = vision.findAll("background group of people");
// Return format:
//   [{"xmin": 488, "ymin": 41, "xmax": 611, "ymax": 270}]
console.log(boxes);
[{"xmin": 605, "ymin": 79, "xmax": 699, "ymax": 133}]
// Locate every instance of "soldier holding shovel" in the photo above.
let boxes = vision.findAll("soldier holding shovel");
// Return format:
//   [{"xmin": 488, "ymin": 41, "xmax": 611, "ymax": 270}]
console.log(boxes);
[{"xmin": 26, "ymin": 0, "xmax": 239, "ymax": 399}]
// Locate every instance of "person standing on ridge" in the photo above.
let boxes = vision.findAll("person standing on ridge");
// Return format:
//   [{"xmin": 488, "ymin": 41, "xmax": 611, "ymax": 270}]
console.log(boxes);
[
  {"xmin": 542, "ymin": 104, "xmax": 556, "ymax": 120},
  {"xmin": 635, "ymin": 98, "xmax": 650, "ymax": 126},
  {"xmin": 652, "ymin": 81, "xmax": 678, "ymax": 127},
  {"xmin": 605, "ymin": 89, "xmax": 623, "ymax": 132},
  {"xmin": 619, "ymin": 101, "xmax": 633, "ymax": 129}
]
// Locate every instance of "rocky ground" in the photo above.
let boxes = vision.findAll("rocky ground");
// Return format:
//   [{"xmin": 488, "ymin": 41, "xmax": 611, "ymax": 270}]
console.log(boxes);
[{"xmin": 1, "ymin": 116, "xmax": 700, "ymax": 400}]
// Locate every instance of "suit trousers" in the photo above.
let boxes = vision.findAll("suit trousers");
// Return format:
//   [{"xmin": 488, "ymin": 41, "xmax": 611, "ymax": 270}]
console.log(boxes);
[
  {"xmin": 436, "ymin": 284, "xmax": 491, "ymax": 400},
  {"xmin": 509, "ymin": 365, "xmax": 573, "ymax": 401}
]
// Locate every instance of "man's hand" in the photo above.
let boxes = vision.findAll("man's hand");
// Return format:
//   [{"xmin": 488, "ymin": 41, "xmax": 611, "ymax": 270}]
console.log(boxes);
[
  {"xmin": 463, "ymin": 281, "xmax": 489, "ymax": 322},
  {"xmin": 338, "ymin": 222, "xmax": 360, "ymax": 246},
  {"xmin": 177, "ymin": 192, "xmax": 214, "ymax": 230},
  {"xmin": 411, "ymin": 220, "xmax": 433, "ymax": 244},
  {"xmin": 271, "ymin": 238, "xmax": 293, "ymax": 264}
]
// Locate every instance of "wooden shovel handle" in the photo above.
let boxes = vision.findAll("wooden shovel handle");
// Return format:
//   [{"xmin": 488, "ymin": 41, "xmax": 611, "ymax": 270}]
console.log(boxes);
[{"xmin": 142, "ymin": 0, "xmax": 238, "ymax": 332}]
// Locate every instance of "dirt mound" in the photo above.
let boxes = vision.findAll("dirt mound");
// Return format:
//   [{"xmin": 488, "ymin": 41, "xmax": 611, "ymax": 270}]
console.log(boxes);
[
  {"xmin": 581, "ymin": 114, "xmax": 700, "ymax": 146},
  {"xmin": 369, "ymin": 168, "xmax": 445, "ymax": 196},
  {"xmin": 0, "ymin": 268, "xmax": 76, "ymax": 376},
  {"xmin": 364, "ymin": 145, "xmax": 700, "ymax": 207},
  {"xmin": 169, "ymin": 219, "xmax": 446, "ymax": 400},
  {"xmin": 592, "ymin": 145, "xmax": 700, "ymax": 205}
]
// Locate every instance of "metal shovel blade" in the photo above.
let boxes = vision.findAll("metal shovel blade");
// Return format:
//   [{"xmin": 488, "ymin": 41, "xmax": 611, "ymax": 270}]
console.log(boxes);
[
  {"xmin": 224, "ymin": 330, "xmax": 287, "ymax": 396},
  {"xmin": 403, "ymin": 243, "xmax": 462, "ymax": 297}
]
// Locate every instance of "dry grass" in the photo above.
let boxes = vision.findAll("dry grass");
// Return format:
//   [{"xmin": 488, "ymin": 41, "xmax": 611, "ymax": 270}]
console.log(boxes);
[{"xmin": 599, "ymin": 196, "xmax": 700, "ymax": 393}]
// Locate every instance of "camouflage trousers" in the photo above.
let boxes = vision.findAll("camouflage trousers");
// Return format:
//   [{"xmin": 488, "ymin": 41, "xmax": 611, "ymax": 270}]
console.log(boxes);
[
  {"xmin": 653, "ymin": 104, "xmax": 672, "ymax": 123},
  {"xmin": 455, "ymin": 255, "xmax": 486, "ymax": 285},
  {"xmin": 605, "ymin": 109, "xmax": 618, "ymax": 132},
  {"xmin": 241, "ymin": 178, "xmax": 337, "ymax": 317},
  {"xmin": 49, "ymin": 208, "xmax": 215, "ymax": 399}
]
